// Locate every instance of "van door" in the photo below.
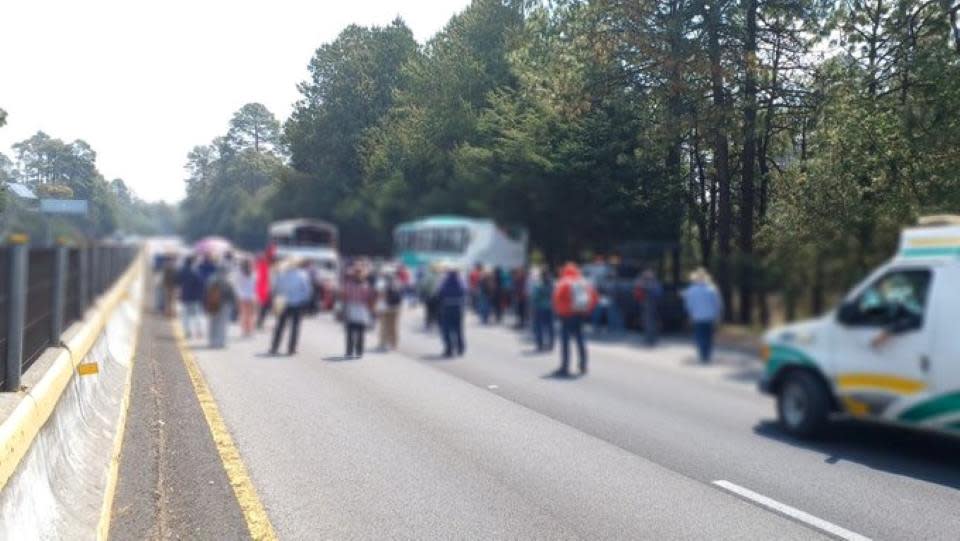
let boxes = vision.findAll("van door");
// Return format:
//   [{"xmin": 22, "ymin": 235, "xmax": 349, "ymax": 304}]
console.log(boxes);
[
  {"xmin": 922, "ymin": 266, "xmax": 960, "ymax": 432},
  {"xmin": 830, "ymin": 267, "xmax": 934, "ymax": 419}
]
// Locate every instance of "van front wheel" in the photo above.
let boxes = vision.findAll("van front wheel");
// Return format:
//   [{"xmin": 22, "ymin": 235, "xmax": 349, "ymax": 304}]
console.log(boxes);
[{"xmin": 777, "ymin": 371, "xmax": 829, "ymax": 438}]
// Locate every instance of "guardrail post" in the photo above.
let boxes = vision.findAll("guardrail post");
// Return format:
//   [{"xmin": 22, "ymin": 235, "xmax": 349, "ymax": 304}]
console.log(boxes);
[
  {"xmin": 5, "ymin": 234, "xmax": 29, "ymax": 392},
  {"xmin": 79, "ymin": 246, "xmax": 89, "ymax": 312},
  {"xmin": 51, "ymin": 240, "xmax": 68, "ymax": 340}
]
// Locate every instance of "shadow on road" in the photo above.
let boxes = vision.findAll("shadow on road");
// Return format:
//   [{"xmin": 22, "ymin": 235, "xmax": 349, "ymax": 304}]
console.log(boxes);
[
  {"xmin": 322, "ymin": 355, "xmax": 357, "ymax": 362},
  {"xmin": 754, "ymin": 420, "xmax": 960, "ymax": 491},
  {"xmin": 541, "ymin": 371, "xmax": 583, "ymax": 381},
  {"xmin": 419, "ymin": 354, "xmax": 456, "ymax": 362}
]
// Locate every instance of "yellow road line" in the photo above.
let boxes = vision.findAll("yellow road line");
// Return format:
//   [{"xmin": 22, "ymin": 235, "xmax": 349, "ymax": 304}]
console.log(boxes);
[
  {"xmin": 172, "ymin": 322, "xmax": 278, "ymax": 541},
  {"xmin": 837, "ymin": 373, "xmax": 926, "ymax": 395}
]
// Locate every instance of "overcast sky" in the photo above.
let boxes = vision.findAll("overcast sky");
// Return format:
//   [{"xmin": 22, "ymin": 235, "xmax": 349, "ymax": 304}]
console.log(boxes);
[{"xmin": 0, "ymin": 0, "xmax": 471, "ymax": 203}]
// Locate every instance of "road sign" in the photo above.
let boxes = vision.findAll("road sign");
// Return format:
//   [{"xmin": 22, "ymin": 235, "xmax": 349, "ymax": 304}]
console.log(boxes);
[{"xmin": 40, "ymin": 199, "xmax": 89, "ymax": 215}]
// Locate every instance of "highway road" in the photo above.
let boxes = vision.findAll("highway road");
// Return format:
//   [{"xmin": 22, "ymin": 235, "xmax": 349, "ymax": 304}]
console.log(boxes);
[{"xmin": 162, "ymin": 308, "xmax": 960, "ymax": 539}]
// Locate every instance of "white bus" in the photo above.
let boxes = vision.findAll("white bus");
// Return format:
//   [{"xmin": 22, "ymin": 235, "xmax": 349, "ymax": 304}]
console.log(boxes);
[
  {"xmin": 268, "ymin": 219, "xmax": 340, "ymax": 280},
  {"xmin": 393, "ymin": 215, "xmax": 527, "ymax": 270}
]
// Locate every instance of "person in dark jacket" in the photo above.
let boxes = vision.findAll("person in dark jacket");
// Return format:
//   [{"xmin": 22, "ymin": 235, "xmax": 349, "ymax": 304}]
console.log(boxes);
[
  {"xmin": 178, "ymin": 255, "xmax": 205, "ymax": 339},
  {"xmin": 436, "ymin": 268, "xmax": 467, "ymax": 357},
  {"xmin": 491, "ymin": 266, "xmax": 505, "ymax": 323},
  {"xmin": 531, "ymin": 269, "xmax": 555, "ymax": 351}
]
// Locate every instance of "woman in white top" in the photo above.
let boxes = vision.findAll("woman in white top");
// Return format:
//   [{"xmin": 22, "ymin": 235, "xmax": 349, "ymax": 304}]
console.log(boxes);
[{"xmin": 234, "ymin": 259, "xmax": 257, "ymax": 337}]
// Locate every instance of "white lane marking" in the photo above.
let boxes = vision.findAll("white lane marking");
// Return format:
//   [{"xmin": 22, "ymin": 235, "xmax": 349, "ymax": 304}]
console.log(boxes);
[
  {"xmin": 712, "ymin": 480, "xmax": 871, "ymax": 541},
  {"xmin": 487, "ymin": 384, "xmax": 499, "ymax": 390}
]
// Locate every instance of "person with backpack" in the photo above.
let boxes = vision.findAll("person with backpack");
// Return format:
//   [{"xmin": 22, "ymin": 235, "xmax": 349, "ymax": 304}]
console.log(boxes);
[
  {"xmin": 378, "ymin": 275, "xmax": 403, "ymax": 351},
  {"xmin": 552, "ymin": 262, "xmax": 598, "ymax": 377},
  {"xmin": 205, "ymin": 266, "xmax": 236, "ymax": 349}
]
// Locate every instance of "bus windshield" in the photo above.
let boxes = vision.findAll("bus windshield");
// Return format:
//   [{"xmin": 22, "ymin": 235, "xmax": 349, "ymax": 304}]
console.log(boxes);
[{"xmin": 270, "ymin": 221, "xmax": 337, "ymax": 248}]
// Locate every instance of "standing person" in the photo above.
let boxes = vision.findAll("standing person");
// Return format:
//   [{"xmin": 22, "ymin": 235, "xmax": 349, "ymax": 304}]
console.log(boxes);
[
  {"xmin": 552, "ymin": 262, "xmax": 598, "ymax": 377},
  {"xmin": 682, "ymin": 268, "xmax": 723, "ymax": 363},
  {"xmin": 205, "ymin": 267, "xmax": 236, "ymax": 349},
  {"xmin": 153, "ymin": 253, "xmax": 168, "ymax": 314},
  {"xmin": 513, "ymin": 267, "xmax": 529, "ymax": 329},
  {"xmin": 531, "ymin": 268, "xmax": 555, "ymax": 351},
  {"xmin": 477, "ymin": 268, "xmax": 493, "ymax": 324},
  {"xmin": 436, "ymin": 267, "xmax": 467, "ymax": 357},
  {"xmin": 177, "ymin": 256, "xmax": 205, "ymax": 339},
  {"xmin": 162, "ymin": 255, "xmax": 179, "ymax": 318},
  {"xmin": 341, "ymin": 267, "xmax": 375, "ymax": 358},
  {"xmin": 255, "ymin": 250, "xmax": 273, "ymax": 329},
  {"xmin": 468, "ymin": 263, "xmax": 484, "ymax": 313},
  {"xmin": 635, "ymin": 269, "xmax": 664, "ymax": 346},
  {"xmin": 197, "ymin": 254, "xmax": 217, "ymax": 284},
  {"xmin": 491, "ymin": 266, "xmax": 505, "ymax": 323},
  {"xmin": 270, "ymin": 259, "xmax": 314, "ymax": 355},
  {"xmin": 418, "ymin": 264, "xmax": 441, "ymax": 330},
  {"xmin": 234, "ymin": 259, "xmax": 257, "ymax": 337},
  {"xmin": 378, "ymin": 275, "xmax": 403, "ymax": 351}
]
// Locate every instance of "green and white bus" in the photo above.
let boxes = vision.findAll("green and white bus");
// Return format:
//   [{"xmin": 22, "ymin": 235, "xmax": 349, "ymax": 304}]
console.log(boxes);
[{"xmin": 393, "ymin": 216, "xmax": 527, "ymax": 270}]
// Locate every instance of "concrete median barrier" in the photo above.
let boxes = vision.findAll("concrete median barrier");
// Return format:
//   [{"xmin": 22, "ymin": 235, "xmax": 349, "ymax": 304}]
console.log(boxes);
[{"xmin": 0, "ymin": 251, "xmax": 144, "ymax": 539}]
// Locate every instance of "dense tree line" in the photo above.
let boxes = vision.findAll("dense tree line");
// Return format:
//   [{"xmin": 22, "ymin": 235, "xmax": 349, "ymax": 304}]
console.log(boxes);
[
  {"xmin": 179, "ymin": 0, "xmax": 960, "ymax": 324},
  {"xmin": 0, "ymin": 128, "xmax": 176, "ymax": 240}
]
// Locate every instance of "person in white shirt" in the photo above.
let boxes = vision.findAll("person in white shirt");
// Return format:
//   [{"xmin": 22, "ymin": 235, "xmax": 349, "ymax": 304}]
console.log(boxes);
[
  {"xmin": 234, "ymin": 259, "xmax": 257, "ymax": 337},
  {"xmin": 682, "ymin": 268, "xmax": 723, "ymax": 363}
]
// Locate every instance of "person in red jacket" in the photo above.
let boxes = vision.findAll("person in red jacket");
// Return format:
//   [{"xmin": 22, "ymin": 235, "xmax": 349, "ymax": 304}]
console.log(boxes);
[
  {"xmin": 255, "ymin": 245, "xmax": 275, "ymax": 330},
  {"xmin": 552, "ymin": 262, "xmax": 598, "ymax": 377}
]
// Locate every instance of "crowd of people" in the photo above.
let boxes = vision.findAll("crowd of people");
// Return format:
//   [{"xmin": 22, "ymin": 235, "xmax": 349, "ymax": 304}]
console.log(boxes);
[{"xmin": 154, "ymin": 247, "xmax": 725, "ymax": 374}]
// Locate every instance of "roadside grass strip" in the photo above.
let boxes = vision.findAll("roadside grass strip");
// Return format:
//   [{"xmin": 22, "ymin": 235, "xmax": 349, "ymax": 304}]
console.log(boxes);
[
  {"xmin": 712, "ymin": 480, "xmax": 871, "ymax": 541},
  {"xmin": 172, "ymin": 323, "xmax": 278, "ymax": 541}
]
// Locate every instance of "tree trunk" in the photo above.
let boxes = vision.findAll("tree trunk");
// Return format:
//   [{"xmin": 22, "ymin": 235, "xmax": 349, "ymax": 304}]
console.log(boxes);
[
  {"xmin": 738, "ymin": 0, "xmax": 759, "ymax": 325},
  {"xmin": 706, "ymin": 0, "xmax": 734, "ymax": 321},
  {"xmin": 811, "ymin": 252, "xmax": 825, "ymax": 315}
]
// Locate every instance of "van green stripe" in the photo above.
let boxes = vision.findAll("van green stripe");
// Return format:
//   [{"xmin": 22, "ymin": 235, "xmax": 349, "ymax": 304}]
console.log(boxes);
[
  {"xmin": 900, "ymin": 247, "xmax": 960, "ymax": 258},
  {"xmin": 898, "ymin": 392, "xmax": 960, "ymax": 422},
  {"xmin": 765, "ymin": 345, "xmax": 815, "ymax": 379}
]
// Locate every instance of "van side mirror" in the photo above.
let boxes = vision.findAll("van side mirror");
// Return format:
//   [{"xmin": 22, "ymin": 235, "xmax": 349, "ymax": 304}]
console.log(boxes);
[{"xmin": 837, "ymin": 301, "xmax": 859, "ymax": 325}]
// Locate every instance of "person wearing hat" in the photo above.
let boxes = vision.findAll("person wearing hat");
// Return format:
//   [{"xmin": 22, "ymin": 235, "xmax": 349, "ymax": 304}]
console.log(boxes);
[
  {"xmin": 552, "ymin": 262, "xmax": 598, "ymax": 377},
  {"xmin": 269, "ymin": 258, "xmax": 314, "ymax": 355},
  {"xmin": 341, "ymin": 265, "xmax": 375, "ymax": 358},
  {"xmin": 682, "ymin": 267, "xmax": 723, "ymax": 363}
]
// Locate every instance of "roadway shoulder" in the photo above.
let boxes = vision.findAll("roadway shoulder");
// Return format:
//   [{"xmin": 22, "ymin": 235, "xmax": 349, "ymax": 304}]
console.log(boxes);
[{"xmin": 109, "ymin": 311, "xmax": 250, "ymax": 540}]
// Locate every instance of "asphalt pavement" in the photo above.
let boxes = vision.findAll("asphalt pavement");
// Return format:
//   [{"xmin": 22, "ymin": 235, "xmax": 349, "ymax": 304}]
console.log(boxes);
[
  {"xmin": 110, "ymin": 311, "xmax": 250, "ymax": 540},
  {"xmin": 120, "ymin": 305, "xmax": 960, "ymax": 540}
]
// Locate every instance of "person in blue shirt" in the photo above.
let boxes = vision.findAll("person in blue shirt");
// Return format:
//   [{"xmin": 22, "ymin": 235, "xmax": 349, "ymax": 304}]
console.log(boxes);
[
  {"xmin": 270, "ymin": 259, "xmax": 314, "ymax": 356},
  {"xmin": 681, "ymin": 268, "xmax": 723, "ymax": 363},
  {"xmin": 177, "ymin": 255, "xmax": 205, "ymax": 339}
]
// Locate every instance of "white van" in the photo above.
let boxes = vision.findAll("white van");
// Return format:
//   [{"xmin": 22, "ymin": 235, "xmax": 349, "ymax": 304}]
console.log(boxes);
[{"xmin": 759, "ymin": 216, "xmax": 960, "ymax": 437}]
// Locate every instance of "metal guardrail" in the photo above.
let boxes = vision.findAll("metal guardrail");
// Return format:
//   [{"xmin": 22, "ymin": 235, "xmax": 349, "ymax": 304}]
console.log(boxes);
[{"xmin": 0, "ymin": 237, "xmax": 137, "ymax": 391}]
